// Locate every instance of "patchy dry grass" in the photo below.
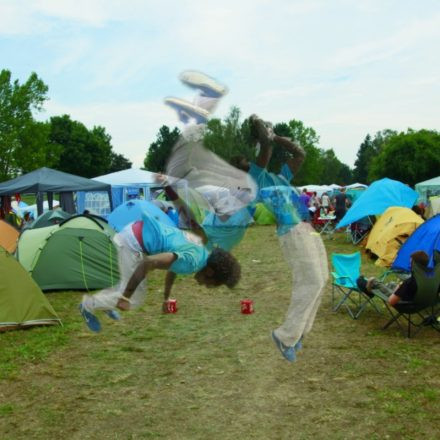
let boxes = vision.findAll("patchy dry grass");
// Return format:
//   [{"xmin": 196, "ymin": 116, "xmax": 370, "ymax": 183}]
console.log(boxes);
[{"xmin": 1, "ymin": 226, "xmax": 439, "ymax": 440}]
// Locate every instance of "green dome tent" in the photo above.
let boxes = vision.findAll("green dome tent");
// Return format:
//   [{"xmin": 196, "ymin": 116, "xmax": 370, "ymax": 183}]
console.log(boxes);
[
  {"xmin": 253, "ymin": 202, "xmax": 276, "ymax": 225},
  {"xmin": 17, "ymin": 215, "xmax": 119, "ymax": 291},
  {"xmin": 29, "ymin": 209, "xmax": 71, "ymax": 229},
  {"xmin": 0, "ymin": 246, "xmax": 61, "ymax": 331}
]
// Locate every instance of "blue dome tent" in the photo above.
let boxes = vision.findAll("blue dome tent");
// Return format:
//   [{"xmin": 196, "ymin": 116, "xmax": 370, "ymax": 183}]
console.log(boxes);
[
  {"xmin": 108, "ymin": 200, "xmax": 175, "ymax": 232},
  {"xmin": 392, "ymin": 214, "xmax": 440, "ymax": 272}
]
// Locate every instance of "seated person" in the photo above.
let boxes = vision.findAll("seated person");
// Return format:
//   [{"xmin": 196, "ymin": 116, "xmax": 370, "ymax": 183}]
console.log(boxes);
[
  {"xmin": 356, "ymin": 250, "xmax": 429, "ymax": 306},
  {"xmin": 20, "ymin": 211, "xmax": 34, "ymax": 229}
]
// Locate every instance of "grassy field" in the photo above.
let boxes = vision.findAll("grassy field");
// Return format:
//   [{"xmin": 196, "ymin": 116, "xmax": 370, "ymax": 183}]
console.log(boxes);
[{"xmin": 1, "ymin": 226, "xmax": 439, "ymax": 439}]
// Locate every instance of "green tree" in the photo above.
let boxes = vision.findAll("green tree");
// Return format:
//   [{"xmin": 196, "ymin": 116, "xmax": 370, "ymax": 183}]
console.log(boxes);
[
  {"xmin": 369, "ymin": 129, "xmax": 440, "ymax": 186},
  {"xmin": 49, "ymin": 115, "xmax": 113, "ymax": 178},
  {"xmin": 0, "ymin": 70, "xmax": 50, "ymax": 180},
  {"xmin": 109, "ymin": 152, "xmax": 132, "ymax": 173},
  {"xmin": 353, "ymin": 134, "xmax": 374, "ymax": 184},
  {"xmin": 144, "ymin": 125, "xmax": 180, "ymax": 172},
  {"xmin": 13, "ymin": 121, "xmax": 61, "ymax": 174},
  {"xmin": 318, "ymin": 149, "xmax": 353, "ymax": 185},
  {"xmin": 285, "ymin": 119, "xmax": 322, "ymax": 185},
  {"xmin": 204, "ymin": 106, "xmax": 254, "ymax": 161}
]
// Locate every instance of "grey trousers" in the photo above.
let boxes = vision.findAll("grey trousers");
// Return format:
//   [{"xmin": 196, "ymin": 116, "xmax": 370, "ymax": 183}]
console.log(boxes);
[
  {"xmin": 83, "ymin": 228, "xmax": 147, "ymax": 312},
  {"xmin": 273, "ymin": 222, "xmax": 329, "ymax": 347}
]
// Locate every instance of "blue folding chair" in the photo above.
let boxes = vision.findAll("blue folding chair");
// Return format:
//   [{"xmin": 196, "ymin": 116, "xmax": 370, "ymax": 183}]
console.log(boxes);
[{"xmin": 331, "ymin": 251, "xmax": 380, "ymax": 319}]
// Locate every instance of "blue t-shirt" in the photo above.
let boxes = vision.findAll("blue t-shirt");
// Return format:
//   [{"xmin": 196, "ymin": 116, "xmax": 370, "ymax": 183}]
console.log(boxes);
[
  {"xmin": 202, "ymin": 207, "xmax": 253, "ymax": 251},
  {"xmin": 248, "ymin": 163, "xmax": 291, "ymax": 190},
  {"xmin": 141, "ymin": 212, "xmax": 208, "ymax": 275},
  {"xmin": 248, "ymin": 162, "xmax": 301, "ymax": 235}
]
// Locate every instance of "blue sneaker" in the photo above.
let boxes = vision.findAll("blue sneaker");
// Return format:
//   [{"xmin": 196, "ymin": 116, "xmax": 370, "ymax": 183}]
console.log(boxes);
[
  {"xmin": 272, "ymin": 331, "xmax": 296, "ymax": 362},
  {"xmin": 104, "ymin": 309, "xmax": 121, "ymax": 321},
  {"xmin": 79, "ymin": 303, "xmax": 101, "ymax": 333},
  {"xmin": 294, "ymin": 337, "xmax": 303, "ymax": 352}
]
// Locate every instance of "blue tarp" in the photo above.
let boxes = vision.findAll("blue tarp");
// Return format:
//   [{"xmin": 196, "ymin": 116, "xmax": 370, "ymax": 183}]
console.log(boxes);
[
  {"xmin": 336, "ymin": 178, "xmax": 418, "ymax": 228},
  {"xmin": 392, "ymin": 214, "xmax": 440, "ymax": 272},
  {"xmin": 108, "ymin": 200, "xmax": 175, "ymax": 232}
]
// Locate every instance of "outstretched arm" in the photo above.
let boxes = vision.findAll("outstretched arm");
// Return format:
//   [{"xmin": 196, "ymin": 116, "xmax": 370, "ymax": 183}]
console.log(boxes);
[
  {"xmin": 273, "ymin": 135, "xmax": 306, "ymax": 175},
  {"xmin": 163, "ymin": 183, "xmax": 208, "ymax": 244},
  {"xmin": 117, "ymin": 252, "xmax": 177, "ymax": 310},
  {"xmin": 162, "ymin": 271, "xmax": 177, "ymax": 312},
  {"xmin": 251, "ymin": 115, "xmax": 273, "ymax": 169}
]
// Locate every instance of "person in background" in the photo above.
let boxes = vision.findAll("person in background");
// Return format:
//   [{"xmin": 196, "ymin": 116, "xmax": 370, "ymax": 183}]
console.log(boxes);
[
  {"xmin": 333, "ymin": 187, "xmax": 350, "ymax": 223},
  {"xmin": 357, "ymin": 250, "xmax": 429, "ymax": 306},
  {"xmin": 20, "ymin": 211, "xmax": 33, "ymax": 229},
  {"xmin": 299, "ymin": 189, "xmax": 311, "ymax": 214},
  {"xmin": 321, "ymin": 192, "xmax": 330, "ymax": 215}
]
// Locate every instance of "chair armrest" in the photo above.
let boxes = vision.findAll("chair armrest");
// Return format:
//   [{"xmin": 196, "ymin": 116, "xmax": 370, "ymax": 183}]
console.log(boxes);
[
  {"xmin": 371, "ymin": 288, "xmax": 388, "ymax": 302},
  {"xmin": 331, "ymin": 272, "xmax": 351, "ymax": 282}
]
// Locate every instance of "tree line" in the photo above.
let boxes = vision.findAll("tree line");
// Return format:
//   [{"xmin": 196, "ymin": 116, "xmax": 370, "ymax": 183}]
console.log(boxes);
[
  {"xmin": 0, "ymin": 70, "xmax": 132, "ymax": 181},
  {"xmin": 145, "ymin": 107, "xmax": 440, "ymax": 187},
  {"xmin": 1, "ymin": 70, "xmax": 438, "ymax": 187}
]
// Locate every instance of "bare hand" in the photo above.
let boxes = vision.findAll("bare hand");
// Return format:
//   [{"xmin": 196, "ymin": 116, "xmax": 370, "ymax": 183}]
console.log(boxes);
[
  {"xmin": 117, "ymin": 298, "xmax": 131, "ymax": 311},
  {"xmin": 155, "ymin": 173, "xmax": 168, "ymax": 184}
]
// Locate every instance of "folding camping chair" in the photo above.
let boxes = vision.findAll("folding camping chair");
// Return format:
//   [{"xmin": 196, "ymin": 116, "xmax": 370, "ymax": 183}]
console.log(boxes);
[
  {"xmin": 318, "ymin": 213, "xmax": 336, "ymax": 236},
  {"xmin": 372, "ymin": 260, "xmax": 440, "ymax": 337},
  {"xmin": 346, "ymin": 216, "xmax": 373, "ymax": 245},
  {"xmin": 311, "ymin": 209, "xmax": 326, "ymax": 232},
  {"xmin": 331, "ymin": 251, "xmax": 381, "ymax": 319}
]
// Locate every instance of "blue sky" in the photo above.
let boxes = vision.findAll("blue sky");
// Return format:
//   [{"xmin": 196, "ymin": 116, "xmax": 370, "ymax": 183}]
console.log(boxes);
[{"xmin": 1, "ymin": 0, "xmax": 439, "ymax": 169}]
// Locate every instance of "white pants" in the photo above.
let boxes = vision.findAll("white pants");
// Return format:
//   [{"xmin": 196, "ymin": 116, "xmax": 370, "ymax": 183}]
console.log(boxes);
[
  {"xmin": 83, "ymin": 227, "xmax": 147, "ymax": 312},
  {"xmin": 273, "ymin": 222, "xmax": 328, "ymax": 347}
]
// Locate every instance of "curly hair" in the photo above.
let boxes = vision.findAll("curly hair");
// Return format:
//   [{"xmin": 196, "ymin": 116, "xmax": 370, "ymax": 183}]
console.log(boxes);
[{"xmin": 206, "ymin": 248, "xmax": 241, "ymax": 288}]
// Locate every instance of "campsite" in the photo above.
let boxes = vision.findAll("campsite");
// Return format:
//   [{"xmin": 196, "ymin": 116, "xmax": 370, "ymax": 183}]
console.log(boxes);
[
  {"xmin": 1, "ymin": 226, "xmax": 439, "ymax": 439},
  {"xmin": 2, "ymin": 3, "xmax": 440, "ymax": 438},
  {"xmin": 1, "ymin": 168, "xmax": 440, "ymax": 439}
]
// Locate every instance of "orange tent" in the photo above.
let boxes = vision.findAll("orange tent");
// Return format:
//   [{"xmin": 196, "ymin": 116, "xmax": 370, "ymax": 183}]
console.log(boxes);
[{"xmin": 0, "ymin": 220, "xmax": 19, "ymax": 253}]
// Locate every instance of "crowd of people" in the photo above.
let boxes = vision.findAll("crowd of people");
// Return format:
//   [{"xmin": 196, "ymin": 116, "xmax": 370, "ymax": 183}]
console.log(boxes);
[{"xmin": 298, "ymin": 187, "xmax": 351, "ymax": 227}]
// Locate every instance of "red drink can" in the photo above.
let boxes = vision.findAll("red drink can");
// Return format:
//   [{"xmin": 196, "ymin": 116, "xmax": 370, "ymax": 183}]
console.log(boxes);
[
  {"xmin": 240, "ymin": 299, "xmax": 254, "ymax": 314},
  {"xmin": 166, "ymin": 299, "xmax": 178, "ymax": 313}
]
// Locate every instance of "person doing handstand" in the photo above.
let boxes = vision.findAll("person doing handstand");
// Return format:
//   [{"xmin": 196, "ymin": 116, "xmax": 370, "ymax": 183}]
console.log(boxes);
[
  {"xmin": 79, "ymin": 209, "xmax": 240, "ymax": 332},
  {"xmin": 234, "ymin": 115, "xmax": 328, "ymax": 362}
]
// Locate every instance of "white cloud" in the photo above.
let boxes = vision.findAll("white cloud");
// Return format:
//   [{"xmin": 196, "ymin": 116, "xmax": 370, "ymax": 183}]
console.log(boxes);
[
  {"xmin": 3, "ymin": 0, "xmax": 440, "ymax": 172},
  {"xmin": 327, "ymin": 13, "xmax": 440, "ymax": 71},
  {"xmin": 0, "ymin": 1, "xmax": 43, "ymax": 35}
]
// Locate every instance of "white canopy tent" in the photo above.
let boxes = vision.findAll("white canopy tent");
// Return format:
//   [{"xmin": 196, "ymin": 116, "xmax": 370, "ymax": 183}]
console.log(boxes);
[{"xmin": 77, "ymin": 168, "xmax": 187, "ymax": 216}]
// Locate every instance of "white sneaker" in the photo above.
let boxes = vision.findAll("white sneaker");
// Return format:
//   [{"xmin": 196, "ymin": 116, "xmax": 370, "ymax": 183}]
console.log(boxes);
[
  {"xmin": 179, "ymin": 70, "xmax": 228, "ymax": 98},
  {"xmin": 164, "ymin": 97, "xmax": 210, "ymax": 124}
]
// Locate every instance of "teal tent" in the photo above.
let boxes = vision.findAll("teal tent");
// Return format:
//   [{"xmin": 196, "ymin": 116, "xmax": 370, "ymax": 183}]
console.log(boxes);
[
  {"xmin": 337, "ymin": 178, "xmax": 418, "ymax": 229},
  {"xmin": 415, "ymin": 176, "xmax": 440, "ymax": 202}
]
